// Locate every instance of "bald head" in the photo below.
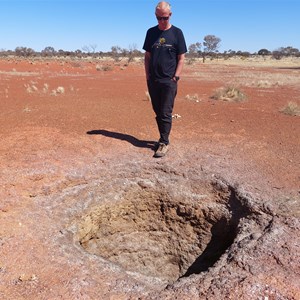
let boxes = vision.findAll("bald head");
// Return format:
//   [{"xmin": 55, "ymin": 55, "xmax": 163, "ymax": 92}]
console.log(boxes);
[{"xmin": 155, "ymin": 1, "xmax": 171, "ymax": 14}]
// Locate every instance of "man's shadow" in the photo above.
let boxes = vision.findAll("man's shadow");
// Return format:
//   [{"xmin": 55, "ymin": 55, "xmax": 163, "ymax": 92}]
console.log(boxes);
[{"xmin": 86, "ymin": 129, "xmax": 157, "ymax": 150}]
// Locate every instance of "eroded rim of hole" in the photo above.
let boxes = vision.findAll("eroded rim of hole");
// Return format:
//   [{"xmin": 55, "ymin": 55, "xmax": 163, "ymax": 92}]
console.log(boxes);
[{"xmin": 75, "ymin": 182, "xmax": 251, "ymax": 287}]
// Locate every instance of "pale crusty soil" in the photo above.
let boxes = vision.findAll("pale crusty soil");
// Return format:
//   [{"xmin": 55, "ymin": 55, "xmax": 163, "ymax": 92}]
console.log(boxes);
[{"xmin": 0, "ymin": 57, "xmax": 299, "ymax": 299}]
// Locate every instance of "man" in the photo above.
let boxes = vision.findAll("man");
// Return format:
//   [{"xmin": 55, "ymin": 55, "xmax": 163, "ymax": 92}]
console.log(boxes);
[{"xmin": 143, "ymin": 1, "xmax": 187, "ymax": 158}]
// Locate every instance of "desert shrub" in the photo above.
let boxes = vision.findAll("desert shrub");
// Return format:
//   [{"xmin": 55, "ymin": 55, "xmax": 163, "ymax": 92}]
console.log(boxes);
[
  {"xmin": 280, "ymin": 102, "xmax": 300, "ymax": 116},
  {"xmin": 211, "ymin": 86, "xmax": 246, "ymax": 102}
]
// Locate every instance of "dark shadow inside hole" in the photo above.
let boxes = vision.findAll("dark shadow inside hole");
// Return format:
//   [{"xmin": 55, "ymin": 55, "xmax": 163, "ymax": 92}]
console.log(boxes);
[
  {"xmin": 182, "ymin": 218, "xmax": 237, "ymax": 277},
  {"xmin": 182, "ymin": 188, "xmax": 249, "ymax": 277}
]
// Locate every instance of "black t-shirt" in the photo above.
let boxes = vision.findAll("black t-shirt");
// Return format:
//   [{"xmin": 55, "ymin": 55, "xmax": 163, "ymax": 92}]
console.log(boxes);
[{"xmin": 143, "ymin": 25, "xmax": 187, "ymax": 82}]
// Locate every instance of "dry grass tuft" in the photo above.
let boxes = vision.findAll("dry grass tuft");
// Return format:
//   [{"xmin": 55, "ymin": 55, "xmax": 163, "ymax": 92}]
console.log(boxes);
[
  {"xmin": 24, "ymin": 81, "xmax": 66, "ymax": 97},
  {"xmin": 43, "ymin": 83, "xmax": 49, "ymax": 93},
  {"xmin": 24, "ymin": 82, "xmax": 38, "ymax": 93},
  {"xmin": 280, "ymin": 102, "xmax": 300, "ymax": 116},
  {"xmin": 22, "ymin": 106, "xmax": 31, "ymax": 113},
  {"xmin": 256, "ymin": 80, "xmax": 277, "ymax": 88},
  {"xmin": 96, "ymin": 64, "xmax": 112, "ymax": 71},
  {"xmin": 172, "ymin": 113, "xmax": 181, "ymax": 119},
  {"xmin": 212, "ymin": 86, "xmax": 246, "ymax": 102},
  {"xmin": 51, "ymin": 86, "xmax": 65, "ymax": 96},
  {"xmin": 185, "ymin": 93, "xmax": 200, "ymax": 102}
]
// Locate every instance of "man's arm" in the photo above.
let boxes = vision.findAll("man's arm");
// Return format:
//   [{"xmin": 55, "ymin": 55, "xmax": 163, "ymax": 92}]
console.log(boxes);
[
  {"xmin": 173, "ymin": 53, "xmax": 185, "ymax": 80},
  {"xmin": 144, "ymin": 51, "xmax": 151, "ymax": 81}
]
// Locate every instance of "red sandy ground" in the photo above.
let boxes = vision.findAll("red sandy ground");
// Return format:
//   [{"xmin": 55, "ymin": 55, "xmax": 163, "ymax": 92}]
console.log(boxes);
[
  {"xmin": 1, "ymin": 58, "xmax": 299, "ymax": 190},
  {"xmin": 0, "ymin": 57, "xmax": 299, "ymax": 299}
]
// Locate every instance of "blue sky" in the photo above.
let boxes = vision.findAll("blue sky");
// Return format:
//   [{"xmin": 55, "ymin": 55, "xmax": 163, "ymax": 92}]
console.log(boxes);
[{"xmin": 0, "ymin": 0, "xmax": 299, "ymax": 54}]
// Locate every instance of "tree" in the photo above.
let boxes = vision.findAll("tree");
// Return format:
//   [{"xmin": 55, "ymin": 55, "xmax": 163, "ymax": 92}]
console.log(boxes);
[
  {"xmin": 57, "ymin": 49, "xmax": 65, "ymax": 57},
  {"xmin": 258, "ymin": 49, "xmax": 270, "ymax": 56},
  {"xmin": 272, "ymin": 50, "xmax": 283, "ymax": 60},
  {"xmin": 41, "ymin": 46, "xmax": 56, "ymax": 57},
  {"xmin": 110, "ymin": 45, "xmax": 123, "ymax": 61},
  {"xmin": 188, "ymin": 42, "xmax": 202, "ymax": 56},
  {"xmin": 89, "ymin": 44, "xmax": 97, "ymax": 53},
  {"xmin": 74, "ymin": 49, "xmax": 83, "ymax": 58},
  {"xmin": 271, "ymin": 46, "xmax": 299, "ymax": 59},
  {"xmin": 279, "ymin": 46, "xmax": 299, "ymax": 56},
  {"xmin": 202, "ymin": 35, "xmax": 221, "ymax": 62},
  {"xmin": 126, "ymin": 43, "xmax": 140, "ymax": 64},
  {"xmin": 227, "ymin": 49, "xmax": 236, "ymax": 57},
  {"xmin": 203, "ymin": 35, "xmax": 221, "ymax": 53},
  {"xmin": 15, "ymin": 46, "xmax": 35, "ymax": 57},
  {"xmin": 82, "ymin": 44, "xmax": 97, "ymax": 55}
]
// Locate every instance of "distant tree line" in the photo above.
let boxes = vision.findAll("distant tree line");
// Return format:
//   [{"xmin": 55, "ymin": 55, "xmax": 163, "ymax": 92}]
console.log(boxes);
[
  {"xmin": 187, "ymin": 35, "xmax": 300, "ymax": 62},
  {"xmin": 0, "ymin": 44, "xmax": 143, "ymax": 62},
  {"xmin": 0, "ymin": 35, "xmax": 299, "ymax": 61}
]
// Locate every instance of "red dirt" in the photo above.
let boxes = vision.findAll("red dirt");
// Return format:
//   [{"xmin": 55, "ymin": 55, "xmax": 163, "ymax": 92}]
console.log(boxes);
[{"xmin": 0, "ymin": 57, "xmax": 299, "ymax": 299}]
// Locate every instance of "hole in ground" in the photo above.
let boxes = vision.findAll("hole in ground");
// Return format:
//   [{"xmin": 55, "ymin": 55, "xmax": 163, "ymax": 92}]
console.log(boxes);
[{"xmin": 76, "ymin": 184, "xmax": 250, "ymax": 286}]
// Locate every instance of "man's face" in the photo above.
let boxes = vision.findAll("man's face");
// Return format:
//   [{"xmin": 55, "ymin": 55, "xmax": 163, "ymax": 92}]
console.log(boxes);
[{"xmin": 155, "ymin": 8, "xmax": 171, "ymax": 30}]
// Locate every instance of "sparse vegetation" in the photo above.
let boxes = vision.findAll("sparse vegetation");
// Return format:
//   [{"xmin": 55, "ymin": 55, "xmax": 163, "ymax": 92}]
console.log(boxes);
[
  {"xmin": 15, "ymin": 46, "xmax": 35, "ymax": 57},
  {"xmin": 24, "ymin": 82, "xmax": 38, "ymax": 93},
  {"xmin": 185, "ymin": 94, "xmax": 200, "ymax": 102},
  {"xmin": 256, "ymin": 80, "xmax": 277, "ymax": 88},
  {"xmin": 22, "ymin": 106, "xmax": 31, "ymax": 113},
  {"xmin": 51, "ymin": 86, "xmax": 65, "ymax": 96},
  {"xmin": 96, "ymin": 64, "xmax": 112, "ymax": 71},
  {"xmin": 211, "ymin": 86, "xmax": 246, "ymax": 102},
  {"xmin": 280, "ymin": 102, "xmax": 300, "ymax": 116},
  {"xmin": 1, "ymin": 46, "xmax": 299, "ymax": 300},
  {"xmin": 0, "ymin": 41, "xmax": 298, "ymax": 62},
  {"xmin": 172, "ymin": 113, "xmax": 181, "ymax": 119},
  {"xmin": 43, "ymin": 83, "xmax": 49, "ymax": 93},
  {"xmin": 24, "ymin": 82, "xmax": 66, "ymax": 96},
  {"xmin": 41, "ymin": 46, "xmax": 56, "ymax": 57}
]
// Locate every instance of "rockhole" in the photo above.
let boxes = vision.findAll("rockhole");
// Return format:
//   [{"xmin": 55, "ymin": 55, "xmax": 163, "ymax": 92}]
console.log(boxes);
[{"xmin": 76, "ymin": 184, "xmax": 249, "ymax": 286}]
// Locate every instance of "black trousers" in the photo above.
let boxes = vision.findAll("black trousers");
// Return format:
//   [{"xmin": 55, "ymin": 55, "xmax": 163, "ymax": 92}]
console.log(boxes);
[{"xmin": 147, "ymin": 79, "xmax": 177, "ymax": 145}]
